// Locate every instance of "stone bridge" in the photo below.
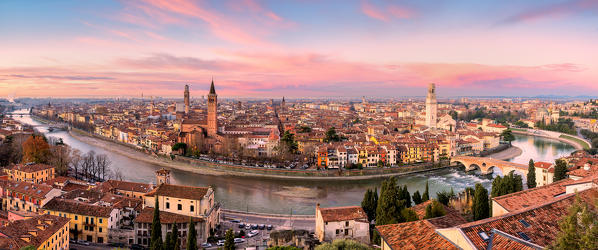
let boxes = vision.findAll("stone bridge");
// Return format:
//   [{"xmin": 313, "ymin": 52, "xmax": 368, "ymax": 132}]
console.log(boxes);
[{"xmin": 451, "ymin": 156, "xmax": 528, "ymax": 176}]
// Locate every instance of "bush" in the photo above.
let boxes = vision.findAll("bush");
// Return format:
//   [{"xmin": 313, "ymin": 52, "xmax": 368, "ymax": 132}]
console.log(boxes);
[{"xmin": 315, "ymin": 239, "xmax": 372, "ymax": 250}]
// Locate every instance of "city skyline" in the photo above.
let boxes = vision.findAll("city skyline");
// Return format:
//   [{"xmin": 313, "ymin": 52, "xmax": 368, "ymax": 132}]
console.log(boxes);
[{"xmin": 2, "ymin": 0, "xmax": 598, "ymax": 97}]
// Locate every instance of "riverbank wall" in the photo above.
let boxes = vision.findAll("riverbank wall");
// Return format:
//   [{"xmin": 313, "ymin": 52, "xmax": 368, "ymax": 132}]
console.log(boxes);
[
  {"xmin": 66, "ymin": 125, "xmax": 454, "ymax": 181},
  {"xmin": 511, "ymin": 128, "xmax": 590, "ymax": 150}
]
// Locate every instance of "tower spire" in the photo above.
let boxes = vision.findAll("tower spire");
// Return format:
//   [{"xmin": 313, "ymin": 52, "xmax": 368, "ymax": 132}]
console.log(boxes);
[{"xmin": 209, "ymin": 77, "xmax": 216, "ymax": 95}]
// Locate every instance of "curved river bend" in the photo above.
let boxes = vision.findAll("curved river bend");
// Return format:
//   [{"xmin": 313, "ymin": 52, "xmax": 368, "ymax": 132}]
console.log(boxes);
[{"xmin": 12, "ymin": 114, "xmax": 575, "ymax": 215}]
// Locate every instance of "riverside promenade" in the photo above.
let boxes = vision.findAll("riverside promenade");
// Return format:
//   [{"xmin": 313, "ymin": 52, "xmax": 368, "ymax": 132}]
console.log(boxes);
[{"xmin": 511, "ymin": 128, "xmax": 591, "ymax": 150}]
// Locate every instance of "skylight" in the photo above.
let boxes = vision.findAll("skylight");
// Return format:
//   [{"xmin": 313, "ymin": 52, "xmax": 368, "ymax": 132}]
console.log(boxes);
[
  {"xmin": 519, "ymin": 219, "xmax": 530, "ymax": 228},
  {"xmin": 478, "ymin": 232, "xmax": 490, "ymax": 241},
  {"xmin": 518, "ymin": 232, "xmax": 531, "ymax": 241}
]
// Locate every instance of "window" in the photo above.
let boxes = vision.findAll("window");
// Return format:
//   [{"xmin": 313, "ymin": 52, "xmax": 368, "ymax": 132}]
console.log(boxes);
[
  {"xmin": 99, "ymin": 218, "xmax": 103, "ymax": 223},
  {"xmin": 478, "ymin": 232, "xmax": 489, "ymax": 241},
  {"xmin": 345, "ymin": 229, "xmax": 349, "ymax": 235},
  {"xmin": 335, "ymin": 229, "xmax": 340, "ymax": 235},
  {"xmin": 345, "ymin": 221, "xmax": 349, "ymax": 227},
  {"xmin": 190, "ymin": 205, "xmax": 194, "ymax": 212},
  {"xmin": 517, "ymin": 232, "xmax": 531, "ymax": 241},
  {"xmin": 74, "ymin": 215, "xmax": 78, "ymax": 220},
  {"xmin": 519, "ymin": 219, "xmax": 530, "ymax": 228},
  {"xmin": 166, "ymin": 202, "xmax": 170, "ymax": 209},
  {"xmin": 178, "ymin": 204, "xmax": 182, "ymax": 211},
  {"xmin": 99, "ymin": 227, "xmax": 102, "ymax": 233}
]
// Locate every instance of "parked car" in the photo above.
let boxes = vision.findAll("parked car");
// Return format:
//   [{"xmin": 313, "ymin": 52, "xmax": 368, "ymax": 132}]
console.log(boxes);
[
  {"xmin": 201, "ymin": 243, "xmax": 212, "ymax": 248},
  {"xmin": 78, "ymin": 241, "xmax": 90, "ymax": 246},
  {"xmin": 108, "ymin": 243, "xmax": 126, "ymax": 247},
  {"xmin": 234, "ymin": 238, "xmax": 245, "ymax": 243},
  {"xmin": 231, "ymin": 219, "xmax": 241, "ymax": 223},
  {"xmin": 245, "ymin": 224, "xmax": 251, "ymax": 230},
  {"xmin": 251, "ymin": 224, "xmax": 258, "ymax": 229},
  {"xmin": 267, "ymin": 225, "xmax": 273, "ymax": 230},
  {"xmin": 238, "ymin": 223, "xmax": 245, "ymax": 228},
  {"xmin": 217, "ymin": 240, "xmax": 225, "ymax": 246},
  {"xmin": 258, "ymin": 224, "xmax": 265, "ymax": 230},
  {"xmin": 247, "ymin": 230, "xmax": 259, "ymax": 237}
]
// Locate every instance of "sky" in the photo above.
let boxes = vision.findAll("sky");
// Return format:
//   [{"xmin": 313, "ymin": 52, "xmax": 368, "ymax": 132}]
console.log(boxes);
[{"xmin": 1, "ymin": 0, "xmax": 598, "ymax": 98}]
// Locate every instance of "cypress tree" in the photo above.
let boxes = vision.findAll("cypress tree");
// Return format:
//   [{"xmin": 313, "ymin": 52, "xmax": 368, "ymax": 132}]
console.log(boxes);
[
  {"xmin": 424, "ymin": 200, "xmax": 446, "ymax": 219},
  {"xmin": 401, "ymin": 185, "xmax": 412, "ymax": 207},
  {"xmin": 472, "ymin": 183, "xmax": 489, "ymax": 220},
  {"xmin": 375, "ymin": 177, "xmax": 405, "ymax": 226},
  {"xmin": 165, "ymin": 232, "xmax": 173, "ymax": 250},
  {"xmin": 412, "ymin": 190, "xmax": 422, "ymax": 205},
  {"xmin": 224, "ymin": 229, "xmax": 235, "ymax": 250},
  {"xmin": 401, "ymin": 208, "xmax": 419, "ymax": 222},
  {"xmin": 187, "ymin": 217, "xmax": 198, "ymax": 250},
  {"xmin": 554, "ymin": 159, "xmax": 568, "ymax": 182},
  {"xmin": 527, "ymin": 159, "xmax": 536, "ymax": 188},
  {"xmin": 361, "ymin": 189, "xmax": 375, "ymax": 222},
  {"xmin": 172, "ymin": 222, "xmax": 179, "ymax": 250},
  {"xmin": 150, "ymin": 196, "xmax": 162, "ymax": 250},
  {"xmin": 422, "ymin": 181, "xmax": 430, "ymax": 202}
]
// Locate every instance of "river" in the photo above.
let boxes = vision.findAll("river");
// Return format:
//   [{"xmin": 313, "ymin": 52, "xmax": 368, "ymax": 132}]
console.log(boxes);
[{"xmin": 10, "ymin": 113, "xmax": 576, "ymax": 215}]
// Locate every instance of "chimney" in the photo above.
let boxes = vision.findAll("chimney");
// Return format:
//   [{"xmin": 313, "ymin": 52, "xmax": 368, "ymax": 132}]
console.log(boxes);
[{"xmin": 584, "ymin": 163, "xmax": 590, "ymax": 171}]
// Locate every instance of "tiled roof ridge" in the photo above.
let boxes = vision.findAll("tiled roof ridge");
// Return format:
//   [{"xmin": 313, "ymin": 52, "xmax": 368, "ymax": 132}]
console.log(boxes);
[
  {"xmin": 318, "ymin": 205, "xmax": 362, "ymax": 210},
  {"xmin": 458, "ymin": 191, "xmax": 578, "ymax": 229},
  {"xmin": 492, "ymin": 178, "xmax": 573, "ymax": 202}
]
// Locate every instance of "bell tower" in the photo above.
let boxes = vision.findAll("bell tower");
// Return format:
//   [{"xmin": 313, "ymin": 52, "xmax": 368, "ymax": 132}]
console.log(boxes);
[{"xmin": 207, "ymin": 79, "xmax": 218, "ymax": 136}]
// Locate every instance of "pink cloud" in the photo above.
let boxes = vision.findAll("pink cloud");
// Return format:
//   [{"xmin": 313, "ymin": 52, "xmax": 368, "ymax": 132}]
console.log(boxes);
[
  {"xmin": 2, "ymin": 52, "xmax": 597, "ymax": 97},
  {"xmin": 501, "ymin": 0, "xmax": 598, "ymax": 24},
  {"xmin": 361, "ymin": 0, "xmax": 414, "ymax": 22}
]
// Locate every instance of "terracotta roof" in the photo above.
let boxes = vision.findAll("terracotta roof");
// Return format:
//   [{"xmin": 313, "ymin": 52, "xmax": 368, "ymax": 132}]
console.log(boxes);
[
  {"xmin": 0, "ymin": 214, "xmax": 70, "ymax": 249},
  {"xmin": 8, "ymin": 163, "xmax": 54, "ymax": 173},
  {"xmin": 376, "ymin": 220, "xmax": 458, "ymax": 250},
  {"xmin": 4, "ymin": 181, "xmax": 54, "ymax": 199},
  {"xmin": 104, "ymin": 180, "xmax": 154, "ymax": 193},
  {"xmin": 318, "ymin": 206, "xmax": 368, "ymax": 223},
  {"xmin": 487, "ymin": 229, "xmax": 542, "ymax": 250},
  {"xmin": 492, "ymin": 178, "xmax": 574, "ymax": 213},
  {"xmin": 43, "ymin": 198, "xmax": 114, "ymax": 218},
  {"xmin": 134, "ymin": 207, "xmax": 203, "ymax": 224},
  {"xmin": 458, "ymin": 188, "xmax": 598, "ymax": 249},
  {"xmin": 144, "ymin": 183, "xmax": 209, "ymax": 201},
  {"xmin": 534, "ymin": 162, "xmax": 553, "ymax": 169}
]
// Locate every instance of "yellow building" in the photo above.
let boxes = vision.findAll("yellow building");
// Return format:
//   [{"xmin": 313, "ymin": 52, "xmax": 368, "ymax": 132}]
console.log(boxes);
[
  {"xmin": 5, "ymin": 163, "xmax": 55, "ymax": 184},
  {"xmin": 42, "ymin": 198, "xmax": 117, "ymax": 244},
  {"xmin": 143, "ymin": 184, "xmax": 220, "ymax": 240},
  {"xmin": 0, "ymin": 214, "xmax": 70, "ymax": 250},
  {"xmin": 96, "ymin": 180, "xmax": 154, "ymax": 199},
  {"xmin": 4, "ymin": 181, "xmax": 62, "ymax": 213}
]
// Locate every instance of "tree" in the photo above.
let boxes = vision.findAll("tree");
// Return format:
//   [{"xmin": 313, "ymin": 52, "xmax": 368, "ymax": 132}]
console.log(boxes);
[
  {"xmin": 280, "ymin": 131, "xmax": 298, "ymax": 153},
  {"xmin": 401, "ymin": 208, "xmax": 419, "ymax": 222},
  {"xmin": 412, "ymin": 190, "xmax": 422, "ymax": 205},
  {"xmin": 472, "ymin": 183, "xmax": 490, "ymax": 221},
  {"xmin": 400, "ymin": 185, "xmax": 412, "ymax": 207},
  {"xmin": 49, "ymin": 144, "xmax": 72, "ymax": 176},
  {"xmin": 165, "ymin": 232, "xmax": 173, "ymax": 250},
  {"xmin": 554, "ymin": 159, "xmax": 568, "ymax": 182},
  {"xmin": 172, "ymin": 223, "xmax": 179, "ymax": 250},
  {"xmin": 268, "ymin": 247, "xmax": 302, "ymax": 250},
  {"xmin": 324, "ymin": 127, "xmax": 340, "ymax": 142},
  {"xmin": 436, "ymin": 190, "xmax": 454, "ymax": 206},
  {"xmin": 150, "ymin": 196, "xmax": 162, "ymax": 250},
  {"xmin": 187, "ymin": 217, "xmax": 198, "ymax": 250},
  {"xmin": 376, "ymin": 177, "xmax": 405, "ymax": 226},
  {"xmin": 550, "ymin": 196, "xmax": 598, "ymax": 249},
  {"xmin": 422, "ymin": 181, "xmax": 430, "ymax": 202},
  {"xmin": 224, "ymin": 229, "xmax": 235, "ymax": 250},
  {"xmin": 423, "ymin": 200, "xmax": 447, "ymax": 219},
  {"xmin": 172, "ymin": 142, "xmax": 187, "ymax": 155},
  {"xmin": 527, "ymin": 159, "xmax": 536, "ymax": 189},
  {"xmin": 22, "ymin": 134, "xmax": 50, "ymax": 163},
  {"xmin": 501, "ymin": 129, "xmax": 515, "ymax": 145},
  {"xmin": 491, "ymin": 172, "xmax": 523, "ymax": 198},
  {"xmin": 361, "ymin": 188, "xmax": 378, "ymax": 222}
]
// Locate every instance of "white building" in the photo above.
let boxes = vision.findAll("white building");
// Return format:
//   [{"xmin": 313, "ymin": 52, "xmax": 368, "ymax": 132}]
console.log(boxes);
[{"xmin": 315, "ymin": 204, "xmax": 370, "ymax": 244}]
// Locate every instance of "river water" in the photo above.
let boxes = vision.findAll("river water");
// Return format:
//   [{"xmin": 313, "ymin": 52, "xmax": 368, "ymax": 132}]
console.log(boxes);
[{"xmin": 11, "ymin": 112, "xmax": 576, "ymax": 215}]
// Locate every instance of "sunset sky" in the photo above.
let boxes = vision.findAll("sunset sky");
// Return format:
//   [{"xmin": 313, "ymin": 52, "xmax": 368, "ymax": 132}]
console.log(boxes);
[{"xmin": 1, "ymin": 0, "xmax": 598, "ymax": 98}]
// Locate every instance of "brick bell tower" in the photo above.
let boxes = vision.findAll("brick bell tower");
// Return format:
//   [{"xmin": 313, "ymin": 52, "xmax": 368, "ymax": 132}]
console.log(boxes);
[{"xmin": 207, "ymin": 78, "xmax": 218, "ymax": 137}]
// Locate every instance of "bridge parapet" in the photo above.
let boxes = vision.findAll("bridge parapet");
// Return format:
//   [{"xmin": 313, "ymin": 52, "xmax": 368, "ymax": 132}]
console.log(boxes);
[{"xmin": 451, "ymin": 156, "xmax": 528, "ymax": 176}]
